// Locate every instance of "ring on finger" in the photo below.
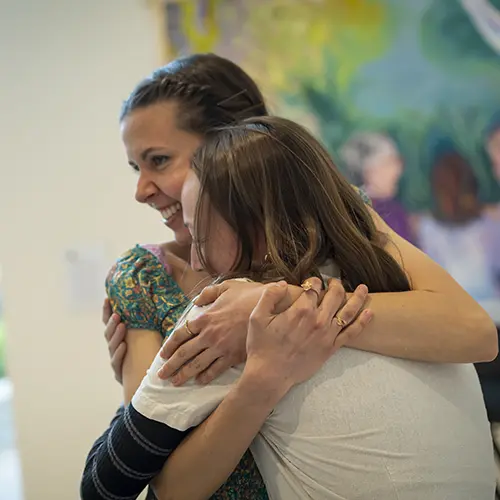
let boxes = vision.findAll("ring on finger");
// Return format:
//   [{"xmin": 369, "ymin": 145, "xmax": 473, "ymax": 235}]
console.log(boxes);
[
  {"xmin": 301, "ymin": 280, "xmax": 320, "ymax": 305},
  {"xmin": 334, "ymin": 315, "xmax": 348, "ymax": 329},
  {"xmin": 185, "ymin": 320, "xmax": 197, "ymax": 338}
]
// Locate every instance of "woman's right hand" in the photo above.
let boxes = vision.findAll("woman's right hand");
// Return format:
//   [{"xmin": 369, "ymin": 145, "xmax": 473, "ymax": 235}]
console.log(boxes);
[
  {"xmin": 102, "ymin": 298, "xmax": 127, "ymax": 384},
  {"xmin": 242, "ymin": 278, "xmax": 372, "ymax": 394}
]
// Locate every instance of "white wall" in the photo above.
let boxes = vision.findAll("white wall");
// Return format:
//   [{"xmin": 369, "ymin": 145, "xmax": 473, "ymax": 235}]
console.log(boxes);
[{"xmin": 0, "ymin": 1, "xmax": 172, "ymax": 498}]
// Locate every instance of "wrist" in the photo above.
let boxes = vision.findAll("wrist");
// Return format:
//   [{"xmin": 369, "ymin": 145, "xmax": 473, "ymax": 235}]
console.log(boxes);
[{"xmin": 239, "ymin": 363, "xmax": 291, "ymax": 407}]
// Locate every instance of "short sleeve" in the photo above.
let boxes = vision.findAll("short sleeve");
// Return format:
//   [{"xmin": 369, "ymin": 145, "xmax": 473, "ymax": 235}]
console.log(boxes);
[
  {"xmin": 106, "ymin": 245, "xmax": 187, "ymax": 336},
  {"xmin": 132, "ymin": 305, "xmax": 240, "ymax": 431},
  {"xmin": 352, "ymin": 185, "xmax": 372, "ymax": 206}
]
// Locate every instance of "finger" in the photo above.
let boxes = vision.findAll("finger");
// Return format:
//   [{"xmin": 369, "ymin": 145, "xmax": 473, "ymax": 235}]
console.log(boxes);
[
  {"xmin": 104, "ymin": 313, "xmax": 120, "ymax": 341},
  {"xmin": 102, "ymin": 298, "xmax": 112, "ymax": 325},
  {"xmin": 160, "ymin": 320, "xmax": 202, "ymax": 360},
  {"xmin": 299, "ymin": 277, "xmax": 323, "ymax": 307},
  {"xmin": 195, "ymin": 357, "xmax": 230, "ymax": 385},
  {"xmin": 158, "ymin": 336, "xmax": 207, "ymax": 379},
  {"xmin": 274, "ymin": 277, "xmax": 323, "ymax": 327},
  {"xmin": 332, "ymin": 308, "xmax": 373, "ymax": 351},
  {"xmin": 333, "ymin": 284, "xmax": 369, "ymax": 328},
  {"xmin": 194, "ymin": 283, "xmax": 228, "ymax": 306},
  {"xmin": 111, "ymin": 342, "xmax": 127, "ymax": 383},
  {"xmin": 317, "ymin": 278, "xmax": 347, "ymax": 324},
  {"xmin": 282, "ymin": 277, "xmax": 323, "ymax": 317},
  {"xmin": 249, "ymin": 281, "xmax": 288, "ymax": 326},
  {"xmin": 169, "ymin": 349, "xmax": 217, "ymax": 386},
  {"xmin": 108, "ymin": 323, "xmax": 126, "ymax": 355}
]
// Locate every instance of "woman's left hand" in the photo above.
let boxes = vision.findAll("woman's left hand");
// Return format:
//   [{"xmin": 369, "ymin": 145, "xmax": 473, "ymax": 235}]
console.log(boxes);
[
  {"xmin": 158, "ymin": 280, "xmax": 268, "ymax": 385},
  {"xmin": 158, "ymin": 277, "xmax": 371, "ymax": 385}
]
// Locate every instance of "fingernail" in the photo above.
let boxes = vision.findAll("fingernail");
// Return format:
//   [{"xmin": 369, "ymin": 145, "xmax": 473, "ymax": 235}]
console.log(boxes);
[
  {"xmin": 363, "ymin": 310, "xmax": 373, "ymax": 322},
  {"xmin": 276, "ymin": 280, "xmax": 287, "ymax": 287},
  {"xmin": 358, "ymin": 284, "xmax": 369, "ymax": 294}
]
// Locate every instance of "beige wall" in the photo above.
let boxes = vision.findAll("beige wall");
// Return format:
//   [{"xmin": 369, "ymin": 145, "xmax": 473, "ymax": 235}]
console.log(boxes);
[{"xmin": 0, "ymin": 0, "xmax": 172, "ymax": 498}]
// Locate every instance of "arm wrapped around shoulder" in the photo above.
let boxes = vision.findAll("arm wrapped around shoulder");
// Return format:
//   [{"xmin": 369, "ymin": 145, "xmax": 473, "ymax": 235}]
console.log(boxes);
[{"xmin": 132, "ymin": 304, "xmax": 241, "ymax": 431}]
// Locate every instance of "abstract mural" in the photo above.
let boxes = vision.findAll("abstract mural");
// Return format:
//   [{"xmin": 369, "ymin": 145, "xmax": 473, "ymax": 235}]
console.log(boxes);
[{"xmin": 153, "ymin": 0, "xmax": 500, "ymax": 321}]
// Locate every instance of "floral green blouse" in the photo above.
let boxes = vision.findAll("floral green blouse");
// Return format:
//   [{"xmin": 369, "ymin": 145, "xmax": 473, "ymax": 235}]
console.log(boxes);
[{"xmin": 106, "ymin": 243, "xmax": 269, "ymax": 500}]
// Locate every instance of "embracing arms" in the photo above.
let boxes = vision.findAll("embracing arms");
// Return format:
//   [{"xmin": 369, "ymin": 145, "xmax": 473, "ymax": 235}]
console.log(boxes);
[
  {"xmin": 346, "ymin": 206, "xmax": 497, "ymax": 362},
  {"xmin": 152, "ymin": 208, "xmax": 497, "ymax": 388},
  {"xmin": 150, "ymin": 280, "xmax": 369, "ymax": 500}
]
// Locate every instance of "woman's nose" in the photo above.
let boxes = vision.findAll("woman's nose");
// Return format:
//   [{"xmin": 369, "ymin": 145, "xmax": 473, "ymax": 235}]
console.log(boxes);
[{"xmin": 135, "ymin": 172, "xmax": 158, "ymax": 203}]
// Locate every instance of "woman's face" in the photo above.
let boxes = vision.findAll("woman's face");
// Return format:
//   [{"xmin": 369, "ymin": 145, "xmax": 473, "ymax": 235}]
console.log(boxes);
[
  {"xmin": 363, "ymin": 153, "xmax": 403, "ymax": 198},
  {"xmin": 121, "ymin": 102, "xmax": 203, "ymax": 245},
  {"xmin": 487, "ymin": 128, "xmax": 500, "ymax": 184},
  {"xmin": 181, "ymin": 170, "xmax": 240, "ymax": 274}
]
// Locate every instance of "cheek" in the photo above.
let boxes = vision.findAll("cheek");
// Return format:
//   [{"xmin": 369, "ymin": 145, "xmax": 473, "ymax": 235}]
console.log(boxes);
[
  {"xmin": 203, "ymin": 224, "xmax": 240, "ymax": 275},
  {"xmin": 492, "ymin": 147, "xmax": 500, "ymax": 165},
  {"xmin": 190, "ymin": 245, "xmax": 201, "ymax": 271},
  {"xmin": 157, "ymin": 163, "xmax": 191, "ymax": 200},
  {"xmin": 212, "ymin": 232, "xmax": 240, "ymax": 274}
]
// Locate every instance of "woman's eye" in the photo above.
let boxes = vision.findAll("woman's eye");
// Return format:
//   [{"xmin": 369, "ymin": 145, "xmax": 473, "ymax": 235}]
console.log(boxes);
[
  {"xmin": 129, "ymin": 163, "xmax": 140, "ymax": 173},
  {"xmin": 151, "ymin": 155, "xmax": 171, "ymax": 168}
]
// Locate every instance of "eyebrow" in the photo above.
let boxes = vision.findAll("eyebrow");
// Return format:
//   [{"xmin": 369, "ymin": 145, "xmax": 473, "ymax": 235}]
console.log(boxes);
[{"xmin": 140, "ymin": 147, "xmax": 169, "ymax": 161}]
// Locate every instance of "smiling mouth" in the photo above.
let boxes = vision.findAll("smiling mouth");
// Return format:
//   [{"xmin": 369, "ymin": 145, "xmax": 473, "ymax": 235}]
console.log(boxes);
[{"xmin": 160, "ymin": 202, "xmax": 181, "ymax": 223}]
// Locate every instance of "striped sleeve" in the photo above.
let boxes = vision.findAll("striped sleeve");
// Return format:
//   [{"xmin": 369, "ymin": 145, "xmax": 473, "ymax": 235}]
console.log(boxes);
[{"xmin": 80, "ymin": 404, "xmax": 188, "ymax": 500}]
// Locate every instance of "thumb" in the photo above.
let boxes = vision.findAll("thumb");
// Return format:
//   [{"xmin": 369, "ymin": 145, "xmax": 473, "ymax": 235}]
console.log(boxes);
[
  {"xmin": 194, "ymin": 282, "xmax": 228, "ymax": 306},
  {"xmin": 251, "ymin": 281, "xmax": 288, "ymax": 321},
  {"xmin": 102, "ymin": 298, "xmax": 112, "ymax": 325}
]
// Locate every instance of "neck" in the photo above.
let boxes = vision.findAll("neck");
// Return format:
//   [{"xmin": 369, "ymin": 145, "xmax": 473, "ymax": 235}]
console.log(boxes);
[
  {"xmin": 364, "ymin": 184, "xmax": 396, "ymax": 200},
  {"xmin": 162, "ymin": 241, "xmax": 192, "ymax": 262}
]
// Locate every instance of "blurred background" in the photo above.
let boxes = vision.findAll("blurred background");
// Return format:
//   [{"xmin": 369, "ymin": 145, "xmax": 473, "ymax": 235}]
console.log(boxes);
[{"xmin": 0, "ymin": 0, "xmax": 499, "ymax": 498}]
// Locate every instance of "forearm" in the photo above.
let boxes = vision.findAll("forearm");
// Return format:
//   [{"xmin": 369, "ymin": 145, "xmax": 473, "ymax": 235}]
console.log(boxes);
[
  {"xmin": 346, "ymin": 290, "xmax": 497, "ymax": 363},
  {"xmin": 152, "ymin": 372, "xmax": 285, "ymax": 500},
  {"xmin": 80, "ymin": 404, "xmax": 186, "ymax": 500}
]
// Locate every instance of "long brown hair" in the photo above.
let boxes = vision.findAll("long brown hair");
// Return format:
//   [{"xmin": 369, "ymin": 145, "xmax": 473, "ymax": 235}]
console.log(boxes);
[{"xmin": 191, "ymin": 117, "xmax": 410, "ymax": 293}]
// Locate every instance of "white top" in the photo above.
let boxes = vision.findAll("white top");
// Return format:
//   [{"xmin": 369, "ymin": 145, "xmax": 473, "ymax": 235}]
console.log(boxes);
[{"xmin": 133, "ymin": 305, "xmax": 495, "ymax": 499}]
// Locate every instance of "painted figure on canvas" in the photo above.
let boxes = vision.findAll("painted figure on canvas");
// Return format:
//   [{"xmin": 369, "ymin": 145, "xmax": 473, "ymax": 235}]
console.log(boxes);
[{"xmin": 339, "ymin": 132, "xmax": 417, "ymax": 245}]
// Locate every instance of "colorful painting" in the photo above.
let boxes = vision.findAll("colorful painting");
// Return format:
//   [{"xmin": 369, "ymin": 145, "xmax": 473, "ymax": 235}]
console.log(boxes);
[{"xmin": 153, "ymin": 0, "xmax": 500, "ymax": 322}]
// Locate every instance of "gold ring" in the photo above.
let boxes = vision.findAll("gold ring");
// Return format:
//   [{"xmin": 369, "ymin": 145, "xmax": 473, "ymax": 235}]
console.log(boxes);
[
  {"xmin": 301, "ymin": 280, "xmax": 320, "ymax": 305},
  {"xmin": 334, "ymin": 315, "xmax": 348, "ymax": 329},
  {"xmin": 185, "ymin": 320, "xmax": 197, "ymax": 338}
]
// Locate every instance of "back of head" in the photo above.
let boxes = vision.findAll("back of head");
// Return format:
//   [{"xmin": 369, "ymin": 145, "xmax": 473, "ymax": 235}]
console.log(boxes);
[
  {"xmin": 431, "ymin": 151, "xmax": 481, "ymax": 224},
  {"xmin": 192, "ymin": 116, "xmax": 411, "ymax": 293},
  {"xmin": 120, "ymin": 53, "xmax": 269, "ymax": 133}
]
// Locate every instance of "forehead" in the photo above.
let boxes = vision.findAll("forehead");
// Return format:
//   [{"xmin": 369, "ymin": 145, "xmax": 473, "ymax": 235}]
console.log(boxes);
[
  {"xmin": 121, "ymin": 102, "xmax": 203, "ymax": 161},
  {"xmin": 121, "ymin": 102, "xmax": 178, "ymax": 141}
]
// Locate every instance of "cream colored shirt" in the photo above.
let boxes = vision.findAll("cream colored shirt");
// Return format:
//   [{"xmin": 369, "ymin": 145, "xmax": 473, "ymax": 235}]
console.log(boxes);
[{"xmin": 133, "ymin": 305, "xmax": 495, "ymax": 499}]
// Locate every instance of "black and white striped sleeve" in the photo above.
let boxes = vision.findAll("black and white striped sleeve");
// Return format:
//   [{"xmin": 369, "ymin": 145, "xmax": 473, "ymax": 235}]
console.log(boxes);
[{"xmin": 80, "ymin": 403, "xmax": 189, "ymax": 500}]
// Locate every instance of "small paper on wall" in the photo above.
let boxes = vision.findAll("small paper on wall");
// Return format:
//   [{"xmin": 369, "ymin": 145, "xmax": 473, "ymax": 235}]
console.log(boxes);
[{"xmin": 64, "ymin": 244, "xmax": 109, "ymax": 312}]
